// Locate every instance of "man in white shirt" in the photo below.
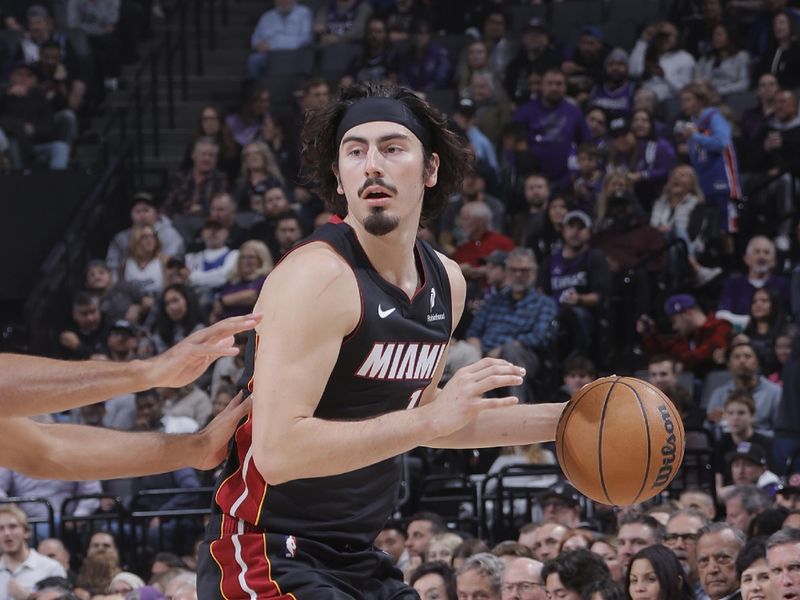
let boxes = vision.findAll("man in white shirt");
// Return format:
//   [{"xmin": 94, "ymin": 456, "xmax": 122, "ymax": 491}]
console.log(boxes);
[
  {"xmin": 0, "ymin": 505, "xmax": 65, "ymax": 600},
  {"xmin": 247, "ymin": 0, "xmax": 313, "ymax": 80},
  {"xmin": 185, "ymin": 220, "xmax": 239, "ymax": 307},
  {"xmin": 134, "ymin": 390, "xmax": 198, "ymax": 434}
]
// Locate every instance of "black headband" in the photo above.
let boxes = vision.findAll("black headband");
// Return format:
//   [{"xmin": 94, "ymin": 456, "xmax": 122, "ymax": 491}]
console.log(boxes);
[{"xmin": 335, "ymin": 97, "xmax": 432, "ymax": 150}]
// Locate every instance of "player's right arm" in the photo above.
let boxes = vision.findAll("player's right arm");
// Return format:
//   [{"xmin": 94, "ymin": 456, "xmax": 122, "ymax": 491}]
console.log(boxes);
[
  {"xmin": 250, "ymin": 245, "xmax": 522, "ymax": 485},
  {"xmin": 0, "ymin": 314, "xmax": 259, "ymax": 417}
]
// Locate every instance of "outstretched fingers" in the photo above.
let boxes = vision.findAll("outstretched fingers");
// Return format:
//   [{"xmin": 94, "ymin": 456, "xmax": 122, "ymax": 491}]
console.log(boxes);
[
  {"xmin": 478, "ymin": 396, "xmax": 520, "ymax": 409},
  {"xmin": 473, "ymin": 373, "xmax": 525, "ymax": 397},
  {"xmin": 189, "ymin": 314, "xmax": 261, "ymax": 345}
]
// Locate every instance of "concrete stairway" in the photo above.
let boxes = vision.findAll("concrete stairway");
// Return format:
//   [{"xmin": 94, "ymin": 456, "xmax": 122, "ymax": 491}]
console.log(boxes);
[{"xmin": 82, "ymin": 0, "xmax": 269, "ymax": 178}]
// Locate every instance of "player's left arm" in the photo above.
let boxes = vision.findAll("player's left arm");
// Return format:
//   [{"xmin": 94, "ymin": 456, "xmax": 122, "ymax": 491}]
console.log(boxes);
[
  {"xmin": 0, "ymin": 392, "xmax": 250, "ymax": 480},
  {"xmin": 418, "ymin": 254, "xmax": 566, "ymax": 449}
]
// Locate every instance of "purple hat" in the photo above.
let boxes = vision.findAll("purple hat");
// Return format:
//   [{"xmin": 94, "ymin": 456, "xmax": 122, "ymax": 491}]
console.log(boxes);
[
  {"xmin": 581, "ymin": 26, "xmax": 603, "ymax": 41},
  {"xmin": 664, "ymin": 294, "xmax": 697, "ymax": 317},
  {"xmin": 129, "ymin": 586, "xmax": 167, "ymax": 600}
]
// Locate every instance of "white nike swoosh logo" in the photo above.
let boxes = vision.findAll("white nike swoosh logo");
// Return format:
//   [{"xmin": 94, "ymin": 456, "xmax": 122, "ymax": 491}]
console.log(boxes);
[{"xmin": 377, "ymin": 305, "xmax": 396, "ymax": 319}]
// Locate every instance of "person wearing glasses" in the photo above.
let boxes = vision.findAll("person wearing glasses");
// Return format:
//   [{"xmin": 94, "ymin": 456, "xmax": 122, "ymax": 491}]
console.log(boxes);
[
  {"xmin": 462, "ymin": 248, "xmax": 557, "ymax": 404},
  {"xmin": 696, "ymin": 523, "xmax": 745, "ymax": 600},
  {"xmin": 501, "ymin": 557, "xmax": 545, "ymax": 600},
  {"xmin": 664, "ymin": 509, "xmax": 710, "ymax": 600}
]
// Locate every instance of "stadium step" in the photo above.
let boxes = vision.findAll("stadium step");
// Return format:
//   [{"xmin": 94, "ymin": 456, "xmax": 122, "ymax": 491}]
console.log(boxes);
[{"xmin": 107, "ymin": 0, "xmax": 270, "ymax": 175}]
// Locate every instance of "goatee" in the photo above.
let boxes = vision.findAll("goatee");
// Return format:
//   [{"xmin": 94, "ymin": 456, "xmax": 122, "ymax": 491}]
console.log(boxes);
[{"xmin": 364, "ymin": 208, "xmax": 400, "ymax": 236}]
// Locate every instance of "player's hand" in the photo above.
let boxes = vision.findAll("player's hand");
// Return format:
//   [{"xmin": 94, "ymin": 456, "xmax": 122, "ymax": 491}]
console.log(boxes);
[
  {"xmin": 426, "ymin": 358, "xmax": 523, "ymax": 438},
  {"xmin": 144, "ymin": 314, "xmax": 261, "ymax": 388},
  {"xmin": 192, "ymin": 391, "xmax": 252, "ymax": 470}
]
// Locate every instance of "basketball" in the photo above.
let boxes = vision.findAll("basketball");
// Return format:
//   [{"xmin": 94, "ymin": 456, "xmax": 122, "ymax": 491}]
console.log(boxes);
[{"xmin": 556, "ymin": 376, "xmax": 685, "ymax": 506}]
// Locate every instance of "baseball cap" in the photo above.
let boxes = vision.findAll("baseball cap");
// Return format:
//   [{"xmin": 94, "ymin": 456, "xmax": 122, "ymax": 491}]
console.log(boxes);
[
  {"xmin": 131, "ymin": 191, "xmax": 158, "ymax": 209},
  {"xmin": 664, "ymin": 294, "xmax": 697, "ymax": 317},
  {"xmin": 109, "ymin": 320, "xmax": 136, "ymax": 336},
  {"xmin": 605, "ymin": 47, "xmax": 630, "ymax": 67},
  {"xmin": 564, "ymin": 210, "xmax": 592, "ymax": 229},
  {"xmin": 524, "ymin": 17, "xmax": 548, "ymax": 34},
  {"xmin": 454, "ymin": 97, "xmax": 477, "ymax": 118},
  {"xmin": 481, "ymin": 250, "xmax": 508, "ymax": 267},
  {"xmin": 166, "ymin": 255, "xmax": 186, "ymax": 268},
  {"xmin": 777, "ymin": 470, "xmax": 800, "ymax": 498},
  {"xmin": 85, "ymin": 259, "xmax": 109, "ymax": 273},
  {"xmin": 26, "ymin": 5, "xmax": 50, "ymax": 20},
  {"xmin": 724, "ymin": 441, "xmax": 768, "ymax": 467},
  {"xmin": 542, "ymin": 482, "xmax": 582, "ymax": 507},
  {"xmin": 581, "ymin": 26, "xmax": 603, "ymax": 41},
  {"xmin": 609, "ymin": 116, "xmax": 630, "ymax": 137}
]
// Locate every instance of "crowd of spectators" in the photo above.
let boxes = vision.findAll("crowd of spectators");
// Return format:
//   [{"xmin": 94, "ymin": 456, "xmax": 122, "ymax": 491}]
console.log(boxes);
[
  {"xmin": 2, "ymin": 0, "xmax": 800, "ymax": 598},
  {"xmin": 0, "ymin": 0, "xmax": 155, "ymax": 170}
]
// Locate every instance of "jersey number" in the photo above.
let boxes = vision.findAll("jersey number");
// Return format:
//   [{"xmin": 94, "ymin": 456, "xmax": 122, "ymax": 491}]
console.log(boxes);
[{"xmin": 406, "ymin": 389, "xmax": 424, "ymax": 410}]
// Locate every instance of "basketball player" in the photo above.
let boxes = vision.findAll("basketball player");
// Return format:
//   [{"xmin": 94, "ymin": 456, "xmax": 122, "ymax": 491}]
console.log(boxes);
[
  {"xmin": 198, "ymin": 83, "xmax": 566, "ymax": 598},
  {"xmin": 0, "ymin": 314, "xmax": 258, "ymax": 478}
]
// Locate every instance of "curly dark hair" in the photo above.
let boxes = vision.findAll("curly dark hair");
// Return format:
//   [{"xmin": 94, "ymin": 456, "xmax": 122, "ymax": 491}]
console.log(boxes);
[
  {"xmin": 542, "ymin": 549, "xmax": 611, "ymax": 595},
  {"xmin": 300, "ymin": 82, "xmax": 472, "ymax": 221}
]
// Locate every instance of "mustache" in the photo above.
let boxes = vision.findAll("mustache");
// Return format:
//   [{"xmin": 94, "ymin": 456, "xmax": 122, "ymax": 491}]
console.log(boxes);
[{"xmin": 358, "ymin": 177, "xmax": 398, "ymax": 197}]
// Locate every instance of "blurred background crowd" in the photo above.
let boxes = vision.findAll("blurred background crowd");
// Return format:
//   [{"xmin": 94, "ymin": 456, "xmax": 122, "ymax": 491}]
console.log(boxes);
[{"xmin": 1, "ymin": 0, "xmax": 800, "ymax": 599}]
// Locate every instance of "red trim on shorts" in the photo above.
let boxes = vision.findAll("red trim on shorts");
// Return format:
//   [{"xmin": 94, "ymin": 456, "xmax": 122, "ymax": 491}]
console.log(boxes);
[
  {"xmin": 209, "ymin": 515, "xmax": 298, "ymax": 599},
  {"xmin": 214, "ymin": 416, "xmax": 267, "ymax": 525}
]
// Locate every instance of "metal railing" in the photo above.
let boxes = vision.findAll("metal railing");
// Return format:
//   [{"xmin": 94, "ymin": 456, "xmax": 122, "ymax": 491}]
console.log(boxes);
[
  {"xmin": 24, "ymin": 0, "xmax": 233, "ymax": 353},
  {"xmin": 96, "ymin": 0, "xmax": 232, "ymax": 185},
  {"xmin": 619, "ymin": 237, "xmax": 690, "ymax": 366},
  {"xmin": 0, "ymin": 498, "xmax": 55, "ymax": 545}
]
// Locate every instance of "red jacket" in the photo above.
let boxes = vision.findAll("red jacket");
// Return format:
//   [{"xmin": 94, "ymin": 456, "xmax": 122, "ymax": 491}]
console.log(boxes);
[
  {"xmin": 644, "ymin": 314, "xmax": 732, "ymax": 372},
  {"xmin": 453, "ymin": 231, "xmax": 515, "ymax": 267}
]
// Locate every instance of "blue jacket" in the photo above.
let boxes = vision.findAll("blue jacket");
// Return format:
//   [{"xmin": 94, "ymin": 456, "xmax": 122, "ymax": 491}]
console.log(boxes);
[{"xmin": 688, "ymin": 107, "xmax": 741, "ymax": 200}]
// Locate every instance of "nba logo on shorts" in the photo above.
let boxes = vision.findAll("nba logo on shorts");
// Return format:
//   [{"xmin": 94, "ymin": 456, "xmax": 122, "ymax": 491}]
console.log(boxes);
[
  {"xmin": 430, "ymin": 288, "xmax": 436, "ymax": 311},
  {"xmin": 284, "ymin": 535, "xmax": 297, "ymax": 558}
]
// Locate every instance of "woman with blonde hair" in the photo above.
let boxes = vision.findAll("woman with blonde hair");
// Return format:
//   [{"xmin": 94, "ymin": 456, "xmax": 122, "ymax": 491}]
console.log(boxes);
[
  {"xmin": 455, "ymin": 40, "xmax": 503, "ymax": 98},
  {"xmin": 121, "ymin": 224, "xmax": 166, "ymax": 296},
  {"xmin": 560, "ymin": 529, "xmax": 594, "ymax": 553},
  {"xmin": 590, "ymin": 536, "xmax": 623, "ymax": 583},
  {"xmin": 650, "ymin": 164, "xmax": 720, "ymax": 286},
  {"xmin": 426, "ymin": 532, "xmax": 464, "ymax": 565},
  {"xmin": 234, "ymin": 141, "xmax": 285, "ymax": 209},
  {"xmin": 211, "ymin": 240, "xmax": 272, "ymax": 321},
  {"xmin": 595, "ymin": 170, "xmax": 630, "ymax": 226},
  {"xmin": 485, "ymin": 443, "xmax": 558, "ymax": 493}
]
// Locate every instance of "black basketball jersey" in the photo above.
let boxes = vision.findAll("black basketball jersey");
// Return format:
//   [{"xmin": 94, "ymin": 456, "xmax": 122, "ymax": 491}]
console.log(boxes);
[{"xmin": 210, "ymin": 222, "xmax": 453, "ymax": 547}]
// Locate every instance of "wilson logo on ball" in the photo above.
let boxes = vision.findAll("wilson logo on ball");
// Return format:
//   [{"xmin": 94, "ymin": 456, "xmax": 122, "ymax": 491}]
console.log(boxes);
[{"xmin": 653, "ymin": 404, "xmax": 678, "ymax": 489}]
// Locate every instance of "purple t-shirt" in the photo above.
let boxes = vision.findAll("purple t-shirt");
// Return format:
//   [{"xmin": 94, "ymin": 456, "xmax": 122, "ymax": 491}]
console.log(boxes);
[
  {"xmin": 513, "ymin": 98, "xmax": 591, "ymax": 183},
  {"xmin": 218, "ymin": 274, "xmax": 267, "ymax": 319},
  {"xmin": 717, "ymin": 273, "xmax": 791, "ymax": 316}
]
